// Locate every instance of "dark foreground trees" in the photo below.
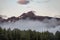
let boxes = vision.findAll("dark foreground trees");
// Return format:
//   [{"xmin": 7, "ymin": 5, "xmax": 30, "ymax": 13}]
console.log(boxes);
[{"xmin": 0, "ymin": 27, "xmax": 60, "ymax": 40}]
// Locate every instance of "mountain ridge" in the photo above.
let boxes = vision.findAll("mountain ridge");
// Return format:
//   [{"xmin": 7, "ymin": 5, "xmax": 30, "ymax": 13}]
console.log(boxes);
[{"xmin": 0, "ymin": 11, "xmax": 60, "ymax": 22}]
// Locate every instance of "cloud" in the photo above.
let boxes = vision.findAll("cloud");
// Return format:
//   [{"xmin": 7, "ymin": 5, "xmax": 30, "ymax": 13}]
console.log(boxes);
[
  {"xmin": 17, "ymin": 0, "xmax": 50, "ymax": 5},
  {"xmin": 30, "ymin": 0, "xmax": 50, "ymax": 3},
  {"xmin": 18, "ymin": 0, "xmax": 29, "ymax": 4}
]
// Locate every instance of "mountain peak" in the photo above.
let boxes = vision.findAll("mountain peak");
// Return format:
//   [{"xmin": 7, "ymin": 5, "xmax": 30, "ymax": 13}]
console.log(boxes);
[{"xmin": 20, "ymin": 11, "xmax": 35, "ymax": 19}]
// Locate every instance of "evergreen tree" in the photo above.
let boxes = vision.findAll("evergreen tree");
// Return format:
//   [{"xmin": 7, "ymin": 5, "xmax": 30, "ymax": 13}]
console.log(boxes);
[{"xmin": 55, "ymin": 31, "xmax": 60, "ymax": 40}]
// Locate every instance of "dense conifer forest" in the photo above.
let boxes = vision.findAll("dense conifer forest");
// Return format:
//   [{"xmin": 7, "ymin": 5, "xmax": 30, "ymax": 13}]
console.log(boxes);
[{"xmin": 0, "ymin": 27, "xmax": 60, "ymax": 40}]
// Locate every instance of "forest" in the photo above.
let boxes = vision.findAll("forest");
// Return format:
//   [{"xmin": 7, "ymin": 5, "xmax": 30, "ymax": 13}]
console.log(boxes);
[{"xmin": 0, "ymin": 27, "xmax": 60, "ymax": 40}]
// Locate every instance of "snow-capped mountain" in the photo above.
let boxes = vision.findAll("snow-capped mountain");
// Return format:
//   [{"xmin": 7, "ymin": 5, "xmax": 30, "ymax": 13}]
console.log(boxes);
[{"xmin": 0, "ymin": 11, "xmax": 60, "ymax": 33}]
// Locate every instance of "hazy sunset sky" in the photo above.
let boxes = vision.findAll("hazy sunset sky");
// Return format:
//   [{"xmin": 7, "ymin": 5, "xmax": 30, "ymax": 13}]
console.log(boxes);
[{"xmin": 0, "ymin": 0, "xmax": 60, "ymax": 18}]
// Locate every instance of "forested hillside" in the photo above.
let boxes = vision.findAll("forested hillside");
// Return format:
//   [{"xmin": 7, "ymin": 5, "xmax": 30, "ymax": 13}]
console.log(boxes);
[{"xmin": 0, "ymin": 27, "xmax": 60, "ymax": 40}]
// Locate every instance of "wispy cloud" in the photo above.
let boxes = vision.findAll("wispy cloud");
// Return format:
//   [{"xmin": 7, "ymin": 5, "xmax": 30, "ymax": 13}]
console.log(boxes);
[
  {"xmin": 18, "ymin": 0, "xmax": 29, "ymax": 4},
  {"xmin": 17, "ymin": 0, "xmax": 50, "ymax": 5},
  {"xmin": 30, "ymin": 0, "xmax": 50, "ymax": 3}
]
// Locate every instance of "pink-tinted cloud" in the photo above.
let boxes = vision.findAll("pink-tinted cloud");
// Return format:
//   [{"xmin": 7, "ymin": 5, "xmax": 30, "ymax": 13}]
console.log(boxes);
[{"xmin": 18, "ymin": 0, "xmax": 29, "ymax": 4}]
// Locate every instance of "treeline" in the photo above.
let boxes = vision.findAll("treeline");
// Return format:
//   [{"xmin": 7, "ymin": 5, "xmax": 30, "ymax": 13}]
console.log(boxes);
[{"xmin": 0, "ymin": 27, "xmax": 60, "ymax": 40}]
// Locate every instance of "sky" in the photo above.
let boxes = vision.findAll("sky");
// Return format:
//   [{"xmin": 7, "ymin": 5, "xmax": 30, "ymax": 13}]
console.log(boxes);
[{"xmin": 0, "ymin": 0, "xmax": 60, "ymax": 18}]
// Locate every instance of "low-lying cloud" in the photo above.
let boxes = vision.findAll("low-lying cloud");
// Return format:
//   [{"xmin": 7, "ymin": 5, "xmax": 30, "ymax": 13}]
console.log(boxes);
[{"xmin": 0, "ymin": 18, "xmax": 60, "ymax": 33}]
